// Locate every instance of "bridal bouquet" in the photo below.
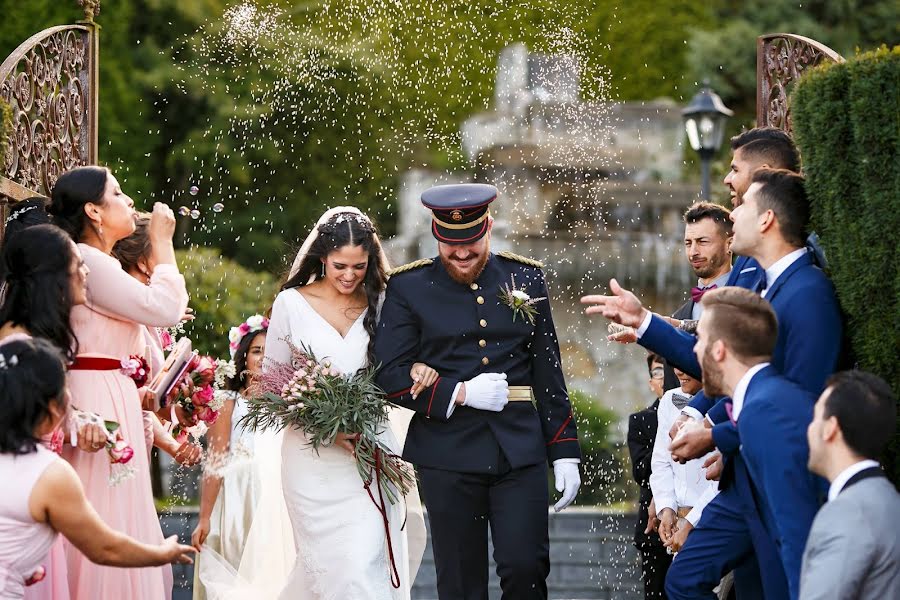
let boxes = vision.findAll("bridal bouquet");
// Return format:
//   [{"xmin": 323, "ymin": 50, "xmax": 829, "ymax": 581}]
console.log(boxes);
[{"xmin": 240, "ymin": 340, "xmax": 415, "ymax": 505}]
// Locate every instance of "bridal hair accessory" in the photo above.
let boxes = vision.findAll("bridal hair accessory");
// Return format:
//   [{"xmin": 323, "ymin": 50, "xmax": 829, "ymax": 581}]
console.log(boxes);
[
  {"xmin": 317, "ymin": 211, "xmax": 374, "ymax": 234},
  {"xmin": 4, "ymin": 204, "xmax": 38, "ymax": 224},
  {"xmin": 288, "ymin": 206, "xmax": 392, "ymax": 281},
  {"xmin": 0, "ymin": 351, "xmax": 18, "ymax": 369},
  {"xmin": 228, "ymin": 314, "xmax": 270, "ymax": 358}
]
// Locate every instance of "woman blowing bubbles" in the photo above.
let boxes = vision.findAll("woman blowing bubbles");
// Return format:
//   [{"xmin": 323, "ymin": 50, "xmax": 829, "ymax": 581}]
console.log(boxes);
[{"xmin": 48, "ymin": 166, "xmax": 190, "ymax": 599}]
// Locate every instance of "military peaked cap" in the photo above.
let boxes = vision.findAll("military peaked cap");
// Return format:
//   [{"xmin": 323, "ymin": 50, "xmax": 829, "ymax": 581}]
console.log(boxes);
[{"xmin": 421, "ymin": 183, "xmax": 498, "ymax": 245}]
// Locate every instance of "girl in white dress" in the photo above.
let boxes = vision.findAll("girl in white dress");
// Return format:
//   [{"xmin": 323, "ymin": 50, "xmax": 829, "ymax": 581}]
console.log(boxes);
[
  {"xmin": 266, "ymin": 207, "xmax": 425, "ymax": 600},
  {"xmin": 190, "ymin": 317, "xmax": 268, "ymax": 600}
]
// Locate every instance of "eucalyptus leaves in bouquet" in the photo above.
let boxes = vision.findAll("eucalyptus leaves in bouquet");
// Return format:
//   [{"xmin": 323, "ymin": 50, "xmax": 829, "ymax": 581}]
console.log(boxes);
[{"xmin": 239, "ymin": 340, "xmax": 415, "ymax": 505}]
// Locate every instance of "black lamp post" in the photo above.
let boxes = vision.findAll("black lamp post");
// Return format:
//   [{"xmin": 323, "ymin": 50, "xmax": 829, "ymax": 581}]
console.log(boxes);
[{"xmin": 682, "ymin": 83, "xmax": 733, "ymax": 200}]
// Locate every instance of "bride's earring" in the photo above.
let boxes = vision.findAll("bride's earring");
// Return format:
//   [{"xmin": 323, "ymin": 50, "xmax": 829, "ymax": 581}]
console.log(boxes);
[{"xmin": 321, "ymin": 262, "xmax": 325, "ymax": 278}]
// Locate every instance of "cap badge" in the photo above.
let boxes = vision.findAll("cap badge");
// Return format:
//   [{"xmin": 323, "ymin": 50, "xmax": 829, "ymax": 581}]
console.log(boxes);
[{"xmin": 450, "ymin": 209, "xmax": 463, "ymax": 222}]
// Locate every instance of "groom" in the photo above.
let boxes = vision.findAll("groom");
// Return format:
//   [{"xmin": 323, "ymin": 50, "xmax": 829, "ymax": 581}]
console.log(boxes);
[{"xmin": 375, "ymin": 183, "xmax": 581, "ymax": 599}]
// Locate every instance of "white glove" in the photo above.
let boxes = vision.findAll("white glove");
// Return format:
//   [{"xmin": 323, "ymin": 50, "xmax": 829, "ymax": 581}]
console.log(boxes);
[
  {"xmin": 461, "ymin": 373, "xmax": 509, "ymax": 412},
  {"xmin": 553, "ymin": 461, "xmax": 581, "ymax": 512}
]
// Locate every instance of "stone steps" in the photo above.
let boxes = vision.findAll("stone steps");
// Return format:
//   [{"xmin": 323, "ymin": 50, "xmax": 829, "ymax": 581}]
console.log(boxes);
[{"xmin": 161, "ymin": 507, "xmax": 643, "ymax": 600}]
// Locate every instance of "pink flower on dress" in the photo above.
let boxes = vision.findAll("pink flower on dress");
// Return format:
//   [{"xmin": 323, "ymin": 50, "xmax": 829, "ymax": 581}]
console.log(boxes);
[{"xmin": 25, "ymin": 565, "xmax": 46, "ymax": 586}]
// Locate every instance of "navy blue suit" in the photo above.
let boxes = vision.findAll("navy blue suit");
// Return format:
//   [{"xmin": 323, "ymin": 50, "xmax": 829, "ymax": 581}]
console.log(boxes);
[
  {"xmin": 651, "ymin": 252, "xmax": 841, "ymax": 599},
  {"xmin": 375, "ymin": 253, "xmax": 579, "ymax": 600},
  {"xmin": 737, "ymin": 366, "xmax": 821, "ymax": 600}
]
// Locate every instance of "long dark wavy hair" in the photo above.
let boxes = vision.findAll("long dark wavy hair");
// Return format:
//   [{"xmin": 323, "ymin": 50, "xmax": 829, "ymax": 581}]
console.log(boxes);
[
  {"xmin": 226, "ymin": 328, "xmax": 268, "ymax": 392},
  {"xmin": 47, "ymin": 165, "xmax": 109, "ymax": 242},
  {"xmin": 281, "ymin": 212, "xmax": 387, "ymax": 367},
  {"xmin": 0, "ymin": 224, "xmax": 80, "ymax": 362},
  {"xmin": 0, "ymin": 336, "xmax": 68, "ymax": 455}
]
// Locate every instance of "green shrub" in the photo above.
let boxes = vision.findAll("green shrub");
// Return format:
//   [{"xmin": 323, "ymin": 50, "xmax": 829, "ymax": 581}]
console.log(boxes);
[
  {"xmin": 566, "ymin": 389, "xmax": 632, "ymax": 506},
  {"xmin": 791, "ymin": 45, "xmax": 900, "ymax": 485},
  {"xmin": 176, "ymin": 246, "xmax": 279, "ymax": 358}
]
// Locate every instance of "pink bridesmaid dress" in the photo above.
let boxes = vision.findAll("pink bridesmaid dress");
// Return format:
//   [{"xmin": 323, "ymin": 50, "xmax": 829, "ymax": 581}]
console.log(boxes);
[
  {"xmin": 0, "ymin": 333, "xmax": 69, "ymax": 600},
  {"xmin": 61, "ymin": 244, "xmax": 188, "ymax": 600},
  {"xmin": 0, "ymin": 446, "xmax": 60, "ymax": 600}
]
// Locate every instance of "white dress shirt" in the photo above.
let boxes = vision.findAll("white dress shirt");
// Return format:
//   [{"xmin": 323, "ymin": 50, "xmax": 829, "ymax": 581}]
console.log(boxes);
[
  {"xmin": 730, "ymin": 362, "xmax": 770, "ymax": 422},
  {"xmin": 761, "ymin": 247, "xmax": 807, "ymax": 298},
  {"xmin": 649, "ymin": 387, "xmax": 718, "ymax": 526},
  {"xmin": 827, "ymin": 459, "xmax": 881, "ymax": 502}
]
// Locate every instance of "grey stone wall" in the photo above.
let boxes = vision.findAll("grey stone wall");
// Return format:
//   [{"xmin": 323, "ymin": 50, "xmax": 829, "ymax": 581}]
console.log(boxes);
[{"xmin": 160, "ymin": 507, "xmax": 643, "ymax": 600}]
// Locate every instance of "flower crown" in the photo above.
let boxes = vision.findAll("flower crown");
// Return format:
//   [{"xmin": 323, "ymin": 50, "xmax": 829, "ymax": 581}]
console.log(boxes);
[
  {"xmin": 317, "ymin": 211, "xmax": 374, "ymax": 235},
  {"xmin": 228, "ymin": 314, "xmax": 269, "ymax": 358}
]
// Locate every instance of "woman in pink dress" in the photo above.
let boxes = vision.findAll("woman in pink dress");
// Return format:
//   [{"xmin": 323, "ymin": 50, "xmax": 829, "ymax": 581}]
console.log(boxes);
[
  {"xmin": 113, "ymin": 212, "xmax": 202, "ymax": 466},
  {"xmin": 0, "ymin": 337, "xmax": 195, "ymax": 600},
  {"xmin": 48, "ymin": 166, "xmax": 189, "ymax": 600},
  {"xmin": 0, "ymin": 218, "xmax": 109, "ymax": 600}
]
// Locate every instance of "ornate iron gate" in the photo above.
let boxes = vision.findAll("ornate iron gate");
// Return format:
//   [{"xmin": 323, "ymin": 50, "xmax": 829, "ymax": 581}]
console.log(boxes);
[
  {"xmin": 756, "ymin": 33, "xmax": 844, "ymax": 135},
  {"xmin": 0, "ymin": 1, "xmax": 99, "ymax": 239}
]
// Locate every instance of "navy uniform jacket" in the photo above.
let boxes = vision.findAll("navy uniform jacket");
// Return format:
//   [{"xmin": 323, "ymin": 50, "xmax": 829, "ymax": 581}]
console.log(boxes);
[{"xmin": 374, "ymin": 252, "xmax": 581, "ymax": 474}]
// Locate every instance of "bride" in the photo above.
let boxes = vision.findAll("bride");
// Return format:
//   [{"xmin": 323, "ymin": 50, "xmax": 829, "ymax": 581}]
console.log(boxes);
[{"xmin": 199, "ymin": 207, "xmax": 425, "ymax": 599}]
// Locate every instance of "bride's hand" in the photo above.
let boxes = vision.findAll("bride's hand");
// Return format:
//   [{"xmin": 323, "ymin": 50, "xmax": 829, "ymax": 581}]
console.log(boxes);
[
  {"xmin": 191, "ymin": 517, "xmax": 210, "ymax": 552},
  {"xmin": 410, "ymin": 362, "xmax": 439, "ymax": 399},
  {"xmin": 335, "ymin": 432, "xmax": 360, "ymax": 455}
]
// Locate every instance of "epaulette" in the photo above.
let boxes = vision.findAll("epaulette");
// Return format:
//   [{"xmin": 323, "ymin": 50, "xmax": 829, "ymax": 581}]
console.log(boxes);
[
  {"xmin": 388, "ymin": 258, "xmax": 433, "ymax": 277},
  {"xmin": 497, "ymin": 251, "xmax": 544, "ymax": 269}
]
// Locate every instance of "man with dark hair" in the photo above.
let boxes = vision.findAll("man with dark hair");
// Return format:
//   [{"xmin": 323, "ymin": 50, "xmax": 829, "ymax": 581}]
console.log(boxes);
[
  {"xmin": 674, "ymin": 287, "xmax": 820, "ymax": 600},
  {"xmin": 581, "ymin": 164, "xmax": 843, "ymax": 597},
  {"xmin": 627, "ymin": 353, "xmax": 672, "ymax": 599},
  {"xmin": 725, "ymin": 128, "xmax": 801, "ymax": 206},
  {"xmin": 801, "ymin": 372, "xmax": 899, "ymax": 599},
  {"xmin": 660, "ymin": 202, "xmax": 735, "ymax": 393}
]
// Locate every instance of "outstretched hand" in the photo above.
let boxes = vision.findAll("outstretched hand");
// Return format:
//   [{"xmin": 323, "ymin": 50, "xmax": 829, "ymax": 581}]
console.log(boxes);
[{"xmin": 580, "ymin": 279, "xmax": 648, "ymax": 329}]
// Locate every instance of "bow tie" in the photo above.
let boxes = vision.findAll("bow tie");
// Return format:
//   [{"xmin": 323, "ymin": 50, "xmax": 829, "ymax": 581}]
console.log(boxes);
[{"xmin": 691, "ymin": 284, "xmax": 717, "ymax": 303}]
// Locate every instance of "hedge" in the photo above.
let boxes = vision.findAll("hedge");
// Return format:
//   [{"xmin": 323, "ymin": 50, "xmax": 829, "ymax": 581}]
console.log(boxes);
[
  {"xmin": 176, "ymin": 246, "xmax": 279, "ymax": 359},
  {"xmin": 791, "ymin": 45, "xmax": 900, "ymax": 484}
]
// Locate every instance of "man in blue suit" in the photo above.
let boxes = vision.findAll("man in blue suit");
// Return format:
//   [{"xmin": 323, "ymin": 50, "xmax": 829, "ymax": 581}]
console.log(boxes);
[
  {"xmin": 581, "ymin": 169, "xmax": 842, "ymax": 597},
  {"xmin": 690, "ymin": 287, "xmax": 820, "ymax": 600}
]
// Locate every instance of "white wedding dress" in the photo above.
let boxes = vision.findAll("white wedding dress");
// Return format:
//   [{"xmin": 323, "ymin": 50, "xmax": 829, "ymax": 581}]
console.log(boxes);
[
  {"xmin": 266, "ymin": 289, "xmax": 422, "ymax": 600},
  {"xmin": 198, "ymin": 288, "xmax": 425, "ymax": 600}
]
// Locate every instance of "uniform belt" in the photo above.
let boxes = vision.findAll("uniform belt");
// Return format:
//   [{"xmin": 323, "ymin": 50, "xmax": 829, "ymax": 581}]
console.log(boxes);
[
  {"xmin": 676, "ymin": 506, "xmax": 693, "ymax": 519},
  {"xmin": 508, "ymin": 386, "xmax": 534, "ymax": 402}
]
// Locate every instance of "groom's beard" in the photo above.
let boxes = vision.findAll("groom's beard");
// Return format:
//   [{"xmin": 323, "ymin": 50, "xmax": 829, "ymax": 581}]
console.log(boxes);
[{"xmin": 441, "ymin": 246, "xmax": 489, "ymax": 285}]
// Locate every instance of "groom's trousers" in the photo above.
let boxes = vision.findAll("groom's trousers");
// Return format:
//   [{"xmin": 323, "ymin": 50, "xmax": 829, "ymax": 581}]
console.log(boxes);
[{"xmin": 418, "ymin": 456, "xmax": 549, "ymax": 600}]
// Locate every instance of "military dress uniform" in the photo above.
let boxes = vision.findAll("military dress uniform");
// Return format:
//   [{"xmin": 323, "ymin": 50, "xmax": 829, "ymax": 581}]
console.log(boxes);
[{"xmin": 374, "ymin": 184, "xmax": 580, "ymax": 600}]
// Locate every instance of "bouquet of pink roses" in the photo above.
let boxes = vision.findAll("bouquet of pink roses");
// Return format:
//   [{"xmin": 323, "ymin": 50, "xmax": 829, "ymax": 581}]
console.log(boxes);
[{"xmin": 165, "ymin": 353, "xmax": 232, "ymax": 439}]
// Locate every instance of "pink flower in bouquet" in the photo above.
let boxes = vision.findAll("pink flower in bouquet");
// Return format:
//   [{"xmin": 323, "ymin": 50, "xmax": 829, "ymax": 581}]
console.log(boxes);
[
  {"xmin": 109, "ymin": 439, "xmax": 134, "ymax": 464},
  {"xmin": 159, "ymin": 329, "xmax": 174, "ymax": 350},
  {"xmin": 195, "ymin": 405, "xmax": 218, "ymax": 425},
  {"xmin": 192, "ymin": 384, "xmax": 214, "ymax": 407},
  {"xmin": 194, "ymin": 356, "xmax": 217, "ymax": 386}
]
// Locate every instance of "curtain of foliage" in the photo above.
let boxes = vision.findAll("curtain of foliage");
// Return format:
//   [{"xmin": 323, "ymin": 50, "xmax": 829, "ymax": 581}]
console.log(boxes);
[{"xmin": 791, "ymin": 46, "xmax": 900, "ymax": 484}]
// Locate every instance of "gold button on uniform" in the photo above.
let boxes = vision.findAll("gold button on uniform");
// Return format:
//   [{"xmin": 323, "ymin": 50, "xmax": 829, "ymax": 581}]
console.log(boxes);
[
  {"xmin": 470, "ymin": 283, "xmax": 479, "ymax": 290},
  {"xmin": 482, "ymin": 357, "xmax": 489, "ymax": 365},
  {"xmin": 478, "ymin": 340, "xmax": 486, "ymax": 348},
  {"xmin": 479, "ymin": 319, "xmax": 487, "ymax": 327},
  {"xmin": 476, "ymin": 296, "xmax": 484, "ymax": 304}
]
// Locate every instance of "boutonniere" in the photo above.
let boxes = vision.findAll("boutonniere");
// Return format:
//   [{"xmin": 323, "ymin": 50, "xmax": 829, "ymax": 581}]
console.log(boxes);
[{"xmin": 499, "ymin": 274, "xmax": 547, "ymax": 324}]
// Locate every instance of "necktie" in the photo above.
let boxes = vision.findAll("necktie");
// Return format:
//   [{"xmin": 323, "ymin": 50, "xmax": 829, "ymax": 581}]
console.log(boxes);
[
  {"xmin": 690, "ymin": 284, "xmax": 717, "ymax": 303},
  {"xmin": 754, "ymin": 276, "xmax": 768, "ymax": 295}
]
